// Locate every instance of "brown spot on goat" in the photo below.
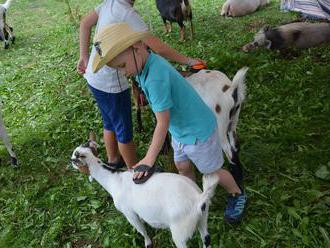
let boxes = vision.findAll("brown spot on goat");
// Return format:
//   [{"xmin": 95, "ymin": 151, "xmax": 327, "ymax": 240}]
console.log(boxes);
[
  {"xmin": 215, "ymin": 104, "xmax": 221, "ymax": 113},
  {"xmin": 222, "ymin": 85, "xmax": 230, "ymax": 92}
]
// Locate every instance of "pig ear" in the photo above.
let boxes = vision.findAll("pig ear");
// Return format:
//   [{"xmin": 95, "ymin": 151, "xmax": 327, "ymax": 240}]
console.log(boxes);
[
  {"xmin": 263, "ymin": 26, "xmax": 271, "ymax": 32},
  {"xmin": 265, "ymin": 39, "xmax": 272, "ymax": 49}
]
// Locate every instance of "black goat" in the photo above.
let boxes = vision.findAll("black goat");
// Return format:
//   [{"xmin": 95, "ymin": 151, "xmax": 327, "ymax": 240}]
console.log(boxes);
[{"xmin": 155, "ymin": 0, "xmax": 193, "ymax": 41}]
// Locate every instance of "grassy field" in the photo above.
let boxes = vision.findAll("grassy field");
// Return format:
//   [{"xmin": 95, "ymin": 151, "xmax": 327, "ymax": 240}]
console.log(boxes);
[{"xmin": 0, "ymin": 0, "xmax": 330, "ymax": 247}]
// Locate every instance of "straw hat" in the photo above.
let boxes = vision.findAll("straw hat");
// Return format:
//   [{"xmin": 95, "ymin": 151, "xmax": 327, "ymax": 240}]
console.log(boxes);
[{"xmin": 92, "ymin": 23, "xmax": 149, "ymax": 73}]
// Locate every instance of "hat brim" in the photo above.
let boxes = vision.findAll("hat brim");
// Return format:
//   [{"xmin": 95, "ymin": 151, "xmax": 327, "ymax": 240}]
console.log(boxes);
[{"xmin": 92, "ymin": 32, "xmax": 149, "ymax": 73}]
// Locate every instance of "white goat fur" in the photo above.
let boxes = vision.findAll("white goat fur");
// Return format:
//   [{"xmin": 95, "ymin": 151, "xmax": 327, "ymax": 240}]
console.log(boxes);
[
  {"xmin": 187, "ymin": 68, "xmax": 248, "ymax": 162},
  {"xmin": 0, "ymin": 0, "xmax": 14, "ymax": 49},
  {"xmin": 71, "ymin": 144, "xmax": 218, "ymax": 248},
  {"xmin": 0, "ymin": 101, "xmax": 17, "ymax": 166},
  {"xmin": 221, "ymin": 0, "xmax": 269, "ymax": 17}
]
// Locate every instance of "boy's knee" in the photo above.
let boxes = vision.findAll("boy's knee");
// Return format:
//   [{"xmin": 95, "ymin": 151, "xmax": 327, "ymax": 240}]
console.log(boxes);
[{"xmin": 175, "ymin": 160, "xmax": 193, "ymax": 173}]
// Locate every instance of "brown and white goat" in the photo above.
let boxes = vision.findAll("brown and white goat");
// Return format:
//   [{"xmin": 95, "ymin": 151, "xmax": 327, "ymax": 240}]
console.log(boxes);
[
  {"xmin": 0, "ymin": 0, "xmax": 14, "ymax": 49},
  {"xmin": 156, "ymin": 0, "xmax": 193, "ymax": 41},
  {"xmin": 186, "ymin": 67, "xmax": 248, "ymax": 187},
  {"xmin": 221, "ymin": 0, "xmax": 270, "ymax": 17}
]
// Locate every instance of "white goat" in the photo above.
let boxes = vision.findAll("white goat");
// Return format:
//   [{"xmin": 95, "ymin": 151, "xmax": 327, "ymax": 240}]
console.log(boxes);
[
  {"xmin": 0, "ymin": 101, "xmax": 17, "ymax": 166},
  {"xmin": 187, "ymin": 67, "xmax": 248, "ymax": 186},
  {"xmin": 220, "ymin": 0, "xmax": 270, "ymax": 17},
  {"xmin": 0, "ymin": 0, "xmax": 15, "ymax": 49},
  {"xmin": 71, "ymin": 140, "xmax": 218, "ymax": 248}
]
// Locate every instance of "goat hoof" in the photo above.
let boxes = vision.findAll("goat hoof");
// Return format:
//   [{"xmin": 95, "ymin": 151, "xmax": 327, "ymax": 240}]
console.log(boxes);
[
  {"xmin": 4, "ymin": 43, "xmax": 9, "ymax": 49},
  {"xmin": 11, "ymin": 157, "xmax": 18, "ymax": 167},
  {"xmin": 12, "ymin": 37, "xmax": 15, "ymax": 44},
  {"xmin": 146, "ymin": 243, "xmax": 153, "ymax": 248}
]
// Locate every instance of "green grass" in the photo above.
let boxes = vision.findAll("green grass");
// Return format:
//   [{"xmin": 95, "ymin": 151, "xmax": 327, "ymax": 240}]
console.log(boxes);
[{"xmin": 0, "ymin": 0, "xmax": 330, "ymax": 247}]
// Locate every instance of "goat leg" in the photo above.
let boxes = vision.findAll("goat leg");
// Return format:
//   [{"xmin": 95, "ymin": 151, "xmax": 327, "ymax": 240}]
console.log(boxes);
[
  {"xmin": 4, "ymin": 24, "xmax": 14, "ymax": 44},
  {"xmin": 179, "ymin": 25, "xmax": 185, "ymax": 42},
  {"xmin": 162, "ymin": 17, "xmax": 170, "ymax": 34},
  {"xmin": 0, "ymin": 114, "xmax": 17, "ymax": 167},
  {"xmin": 189, "ymin": 20, "xmax": 193, "ymax": 40},
  {"xmin": 122, "ymin": 211, "xmax": 153, "ymax": 248}
]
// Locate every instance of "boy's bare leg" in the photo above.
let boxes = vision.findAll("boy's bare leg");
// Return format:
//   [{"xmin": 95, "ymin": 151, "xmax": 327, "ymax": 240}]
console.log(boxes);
[
  {"xmin": 175, "ymin": 160, "xmax": 196, "ymax": 181},
  {"xmin": 118, "ymin": 141, "xmax": 137, "ymax": 169},
  {"xmin": 104, "ymin": 129, "xmax": 121, "ymax": 163},
  {"xmin": 214, "ymin": 168, "xmax": 242, "ymax": 194}
]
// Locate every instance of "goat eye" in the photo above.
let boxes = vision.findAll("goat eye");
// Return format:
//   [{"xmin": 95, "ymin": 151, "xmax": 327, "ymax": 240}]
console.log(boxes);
[{"xmin": 253, "ymin": 42, "xmax": 259, "ymax": 46}]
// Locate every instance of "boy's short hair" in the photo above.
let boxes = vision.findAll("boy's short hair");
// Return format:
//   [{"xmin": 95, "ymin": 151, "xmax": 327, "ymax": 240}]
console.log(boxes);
[{"xmin": 92, "ymin": 23, "xmax": 149, "ymax": 73}]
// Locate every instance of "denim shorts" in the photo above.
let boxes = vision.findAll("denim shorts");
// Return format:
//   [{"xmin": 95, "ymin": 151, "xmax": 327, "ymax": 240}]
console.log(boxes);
[
  {"xmin": 171, "ymin": 127, "xmax": 224, "ymax": 174},
  {"xmin": 89, "ymin": 85, "xmax": 133, "ymax": 144}
]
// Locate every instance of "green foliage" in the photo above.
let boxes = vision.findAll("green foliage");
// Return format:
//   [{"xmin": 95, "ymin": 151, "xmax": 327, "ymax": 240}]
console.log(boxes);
[{"xmin": 0, "ymin": 0, "xmax": 329, "ymax": 247}]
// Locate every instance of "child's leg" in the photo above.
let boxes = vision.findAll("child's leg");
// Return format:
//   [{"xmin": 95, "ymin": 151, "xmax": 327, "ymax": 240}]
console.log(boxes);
[
  {"xmin": 104, "ymin": 129, "xmax": 120, "ymax": 163},
  {"xmin": 172, "ymin": 137, "xmax": 196, "ymax": 181},
  {"xmin": 118, "ymin": 140, "xmax": 137, "ymax": 168},
  {"xmin": 175, "ymin": 160, "xmax": 196, "ymax": 181},
  {"xmin": 214, "ymin": 168, "xmax": 241, "ymax": 194},
  {"xmin": 104, "ymin": 129, "xmax": 137, "ymax": 168}
]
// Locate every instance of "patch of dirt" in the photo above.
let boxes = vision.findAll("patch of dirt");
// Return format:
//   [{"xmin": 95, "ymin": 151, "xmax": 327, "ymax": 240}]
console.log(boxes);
[
  {"xmin": 244, "ymin": 20, "xmax": 266, "ymax": 32},
  {"xmin": 71, "ymin": 239, "xmax": 102, "ymax": 248}
]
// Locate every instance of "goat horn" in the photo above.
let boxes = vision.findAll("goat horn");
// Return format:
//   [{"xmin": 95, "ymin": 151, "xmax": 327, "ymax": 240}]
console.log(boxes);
[{"xmin": 89, "ymin": 131, "xmax": 96, "ymax": 142}]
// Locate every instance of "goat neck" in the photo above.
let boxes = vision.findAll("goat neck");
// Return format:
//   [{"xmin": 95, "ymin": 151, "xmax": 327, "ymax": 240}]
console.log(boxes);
[{"xmin": 85, "ymin": 154, "xmax": 125, "ymax": 198}]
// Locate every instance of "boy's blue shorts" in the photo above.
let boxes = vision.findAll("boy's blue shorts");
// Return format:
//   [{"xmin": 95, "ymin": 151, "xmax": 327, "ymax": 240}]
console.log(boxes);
[{"xmin": 89, "ymin": 85, "xmax": 133, "ymax": 144}]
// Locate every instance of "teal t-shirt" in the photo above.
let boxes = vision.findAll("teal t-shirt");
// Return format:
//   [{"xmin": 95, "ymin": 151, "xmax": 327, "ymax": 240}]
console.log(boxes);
[{"xmin": 136, "ymin": 52, "xmax": 216, "ymax": 145}]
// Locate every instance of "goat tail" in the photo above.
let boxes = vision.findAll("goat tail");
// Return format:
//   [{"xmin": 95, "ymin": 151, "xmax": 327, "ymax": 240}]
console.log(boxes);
[
  {"xmin": 2, "ymin": 0, "xmax": 13, "ymax": 10},
  {"xmin": 198, "ymin": 173, "xmax": 218, "ymax": 213},
  {"xmin": 231, "ymin": 67, "xmax": 248, "ymax": 104}
]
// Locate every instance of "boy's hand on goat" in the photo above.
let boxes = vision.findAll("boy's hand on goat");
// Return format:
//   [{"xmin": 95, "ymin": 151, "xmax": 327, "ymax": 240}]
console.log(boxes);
[
  {"xmin": 187, "ymin": 57, "xmax": 207, "ymax": 67},
  {"xmin": 133, "ymin": 158, "xmax": 153, "ymax": 180}
]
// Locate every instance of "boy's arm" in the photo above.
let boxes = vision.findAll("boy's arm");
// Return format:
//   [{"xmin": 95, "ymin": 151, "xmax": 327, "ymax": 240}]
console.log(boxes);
[
  {"xmin": 77, "ymin": 11, "xmax": 98, "ymax": 75},
  {"xmin": 134, "ymin": 110, "xmax": 170, "ymax": 179},
  {"xmin": 143, "ymin": 35, "xmax": 206, "ymax": 66}
]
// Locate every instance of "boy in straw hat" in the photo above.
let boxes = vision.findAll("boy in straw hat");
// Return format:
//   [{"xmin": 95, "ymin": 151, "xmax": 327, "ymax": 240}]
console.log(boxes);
[
  {"xmin": 93, "ymin": 23, "xmax": 247, "ymax": 224},
  {"xmin": 77, "ymin": 0, "xmax": 204, "ymax": 170}
]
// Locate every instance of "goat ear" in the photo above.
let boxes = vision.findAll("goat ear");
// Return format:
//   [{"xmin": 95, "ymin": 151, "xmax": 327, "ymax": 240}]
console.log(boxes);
[
  {"xmin": 88, "ymin": 131, "xmax": 99, "ymax": 156},
  {"xmin": 74, "ymin": 151, "xmax": 80, "ymax": 158},
  {"xmin": 89, "ymin": 145, "xmax": 98, "ymax": 157}
]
